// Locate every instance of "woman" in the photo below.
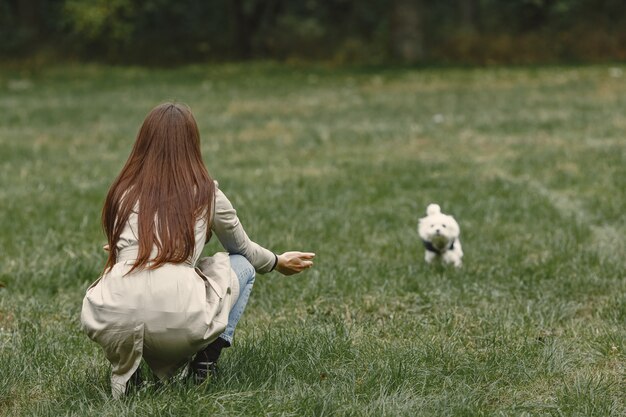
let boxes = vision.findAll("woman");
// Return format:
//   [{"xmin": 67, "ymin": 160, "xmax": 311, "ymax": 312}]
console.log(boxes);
[{"xmin": 81, "ymin": 103, "xmax": 315, "ymax": 397}]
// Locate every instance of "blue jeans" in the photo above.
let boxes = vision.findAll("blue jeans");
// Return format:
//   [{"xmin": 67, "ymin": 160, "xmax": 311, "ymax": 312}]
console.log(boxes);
[{"xmin": 218, "ymin": 254, "xmax": 256, "ymax": 345}]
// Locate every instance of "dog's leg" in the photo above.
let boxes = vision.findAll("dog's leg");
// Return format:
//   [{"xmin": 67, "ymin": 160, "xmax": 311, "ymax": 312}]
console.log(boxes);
[
  {"xmin": 443, "ymin": 252, "xmax": 462, "ymax": 268},
  {"xmin": 424, "ymin": 251, "xmax": 436, "ymax": 263},
  {"xmin": 452, "ymin": 241, "xmax": 463, "ymax": 267},
  {"xmin": 455, "ymin": 240, "xmax": 463, "ymax": 259}
]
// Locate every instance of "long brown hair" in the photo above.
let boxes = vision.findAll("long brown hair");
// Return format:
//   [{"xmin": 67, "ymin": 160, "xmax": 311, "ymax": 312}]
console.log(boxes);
[{"xmin": 102, "ymin": 102, "xmax": 214, "ymax": 273}]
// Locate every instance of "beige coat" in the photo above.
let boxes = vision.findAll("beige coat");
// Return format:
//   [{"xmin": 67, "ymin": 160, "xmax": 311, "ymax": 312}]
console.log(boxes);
[{"xmin": 81, "ymin": 186, "xmax": 275, "ymax": 397}]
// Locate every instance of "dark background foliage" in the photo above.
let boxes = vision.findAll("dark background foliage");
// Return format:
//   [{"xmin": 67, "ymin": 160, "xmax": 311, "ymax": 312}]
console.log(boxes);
[{"xmin": 1, "ymin": 0, "xmax": 626, "ymax": 65}]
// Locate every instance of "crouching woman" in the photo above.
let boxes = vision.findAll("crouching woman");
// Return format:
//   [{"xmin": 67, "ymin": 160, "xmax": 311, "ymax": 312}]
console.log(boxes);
[{"xmin": 80, "ymin": 103, "xmax": 314, "ymax": 397}]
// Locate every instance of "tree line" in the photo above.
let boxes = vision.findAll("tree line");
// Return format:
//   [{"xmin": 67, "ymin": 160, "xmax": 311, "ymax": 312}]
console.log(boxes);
[{"xmin": 2, "ymin": 0, "xmax": 625, "ymax": 65}]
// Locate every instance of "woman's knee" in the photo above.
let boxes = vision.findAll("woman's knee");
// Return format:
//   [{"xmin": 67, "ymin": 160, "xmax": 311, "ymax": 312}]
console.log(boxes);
[{"xmin": 229, "ymin": 254, "xmax": 255, "ymax": 282}]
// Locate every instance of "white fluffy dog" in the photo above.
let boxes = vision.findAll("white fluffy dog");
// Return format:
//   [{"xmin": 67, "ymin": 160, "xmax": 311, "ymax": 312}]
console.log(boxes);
[{"xmin": 418, "ymin": 204, "xmax": 463, "ymax": 267}]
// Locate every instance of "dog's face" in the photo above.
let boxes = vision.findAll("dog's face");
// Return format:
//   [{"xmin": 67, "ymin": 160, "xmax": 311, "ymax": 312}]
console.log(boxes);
[{"xmin": 418, "ymin": 213, "xmax": 460, "ymax": 250}]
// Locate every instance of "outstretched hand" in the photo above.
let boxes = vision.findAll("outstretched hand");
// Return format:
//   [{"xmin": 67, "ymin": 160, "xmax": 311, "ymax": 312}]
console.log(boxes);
[{"xmin": 276, "ymin": 251, "xmax": 315, "ymax": 275}]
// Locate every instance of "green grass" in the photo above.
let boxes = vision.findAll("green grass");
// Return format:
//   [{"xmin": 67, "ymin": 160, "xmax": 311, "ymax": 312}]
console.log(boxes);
[{"xmin": 0, "ymin": 63, "xmax": 624, "ymax": 416}]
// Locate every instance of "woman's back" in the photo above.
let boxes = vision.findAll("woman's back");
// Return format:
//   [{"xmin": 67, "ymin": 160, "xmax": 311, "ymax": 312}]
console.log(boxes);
[{"xmin": 115, "ymin": 206, "xmax": 209, "ymax": 270}]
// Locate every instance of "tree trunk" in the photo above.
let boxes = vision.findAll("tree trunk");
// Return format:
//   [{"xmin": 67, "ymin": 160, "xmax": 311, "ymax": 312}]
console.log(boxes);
[
  {"xmin": 17, "ymin": 0, "xmax": 39, "ymax": 37},
  {"xmin": 390, "ymin": 0, "xmax": 424, "ymax": 63},
  {"xmin": 230, "ymin": 0, "xmax": 282, "ymax": 59},
  {"xmin": 459, "ymin": 0, "xmax": 477, "ymax": 32},
  {"xmin": 231, "ymin": 0, "xmax": 253, "ymax": 59}
]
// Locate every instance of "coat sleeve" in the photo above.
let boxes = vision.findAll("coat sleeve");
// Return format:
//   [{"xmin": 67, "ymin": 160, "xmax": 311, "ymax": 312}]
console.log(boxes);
[{"xmin": 211, "ymin": 187, "xmax": 276, "ymax": 274}]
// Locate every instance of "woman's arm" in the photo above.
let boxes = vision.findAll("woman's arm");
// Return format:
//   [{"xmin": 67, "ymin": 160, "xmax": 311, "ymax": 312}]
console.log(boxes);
[{"xmin": 212, "ymin": 187, "xmax": 314, "ymax": 274}]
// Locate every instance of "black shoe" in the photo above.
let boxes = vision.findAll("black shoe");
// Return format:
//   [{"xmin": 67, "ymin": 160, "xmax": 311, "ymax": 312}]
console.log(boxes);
[
  {"xmin": 189, "ymin": 337, "xmax": 228, "ymax": 384},
  {"xmin": 190, "ymin": 360, "xmax": 218, "ymax": 384}
]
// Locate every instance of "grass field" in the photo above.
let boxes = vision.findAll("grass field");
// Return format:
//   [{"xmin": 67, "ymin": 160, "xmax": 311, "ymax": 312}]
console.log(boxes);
[{"xmin": 0, "ymin": 63, "xmax": 624, "ymax": 416}]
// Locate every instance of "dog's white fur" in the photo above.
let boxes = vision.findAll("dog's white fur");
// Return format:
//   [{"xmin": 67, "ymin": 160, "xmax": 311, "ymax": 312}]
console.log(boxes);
[{"xmin": 418, "ymin": 204, "xmax": 463, "ymax": 267}]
